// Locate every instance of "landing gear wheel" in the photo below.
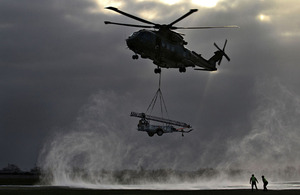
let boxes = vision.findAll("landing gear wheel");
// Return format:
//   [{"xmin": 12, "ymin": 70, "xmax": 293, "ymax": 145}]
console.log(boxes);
[
  {"xmin": 156, "ymin": 129, "xmax": 163, "ymax": 136},
  {"xmin": 154, "ymin": 68, "xmax": 161, "ymax": 74},
  {"xmin": 179, "ymin": 67, "xmax": 186, "ymax": 73},
  {"xmin": 132, "ymin": 54, "xmax": 139, "ymax": 59},
  {"xmin": 147, "ymin": 132, "xmax": 154, "ymax": 137}
]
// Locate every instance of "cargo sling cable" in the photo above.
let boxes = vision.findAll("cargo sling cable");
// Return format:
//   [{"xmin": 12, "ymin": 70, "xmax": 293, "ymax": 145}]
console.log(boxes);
[{"xmin": 146, "ymin": 73, "xmax": 168, "ymax": 119}]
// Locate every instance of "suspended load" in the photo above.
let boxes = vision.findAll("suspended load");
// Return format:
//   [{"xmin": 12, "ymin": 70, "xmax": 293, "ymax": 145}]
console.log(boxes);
[
  {"xmin": 130, "ymin": 112, "xmax": 192, "ymax": 137},
  {"xmin": 130, "ymin": 73, "xmax": 193, "ymax": 137}
]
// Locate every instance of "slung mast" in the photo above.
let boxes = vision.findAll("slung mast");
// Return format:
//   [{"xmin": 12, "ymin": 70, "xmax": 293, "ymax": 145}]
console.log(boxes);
[{"xmin": 130, "ymin": 112, "xmax": 191, "ymax": 128}]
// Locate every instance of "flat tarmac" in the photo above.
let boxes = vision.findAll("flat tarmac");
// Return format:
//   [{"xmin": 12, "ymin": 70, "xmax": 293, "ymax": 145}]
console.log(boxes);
[{"xmin": 0, "ymin": 187, "xmax": 300, "ymax": 195}]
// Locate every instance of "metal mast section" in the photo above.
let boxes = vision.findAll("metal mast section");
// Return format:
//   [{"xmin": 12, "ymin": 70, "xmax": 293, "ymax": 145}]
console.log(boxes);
[
  {"xmin": 130, "ymin": 112, "xmax": 191, "ymax": 128},
  {"xmin": 130, "ymin": 73, "xmax": 191, "ymax": 128}
]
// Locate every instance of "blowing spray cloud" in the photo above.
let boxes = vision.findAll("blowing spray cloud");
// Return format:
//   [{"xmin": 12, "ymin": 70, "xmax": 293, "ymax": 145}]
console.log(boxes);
[{"xmin": 224, "ymin": 77, "xmax": 300, "ymax": 181}]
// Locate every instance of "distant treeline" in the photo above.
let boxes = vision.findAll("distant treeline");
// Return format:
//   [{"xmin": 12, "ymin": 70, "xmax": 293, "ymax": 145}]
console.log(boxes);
[
  {"xmin": 0, "ymin": 164, "xmax": 41, "ymax": 185},
  {"xmin": 0, "ymin": 164, "xmax": 40, "ymax": 175}
]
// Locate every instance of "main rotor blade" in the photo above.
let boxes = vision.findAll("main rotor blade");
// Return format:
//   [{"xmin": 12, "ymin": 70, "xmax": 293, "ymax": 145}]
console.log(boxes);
[
  {"xmin": 105, "ymin": 6, "xmax": 157, "ymax": 26},
  {"xmin": 104, "ymin": 21, "xmax": 154, "ymax": 28},
  {"xmin": 172, "ymin": 25, "xmax": 239, "ymax": 30},
  {"xmin": 168, "ymin": 9, "xmax": 198, "ymax": 26}
]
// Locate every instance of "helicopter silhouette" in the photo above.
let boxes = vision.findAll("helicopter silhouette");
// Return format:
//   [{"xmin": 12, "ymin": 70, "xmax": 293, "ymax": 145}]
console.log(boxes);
[{"xmin": 105, "ymin": 7, "xmax": 238, "ymax": 73}]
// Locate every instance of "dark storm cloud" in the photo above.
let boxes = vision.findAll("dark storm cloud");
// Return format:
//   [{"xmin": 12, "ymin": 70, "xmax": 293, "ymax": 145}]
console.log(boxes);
[
  {"xmin": 0, "ymin": 0, "xmax": 111, "ymax": 169},
  {"xmin": 1, "ymin": 0, "xmax": 300, "ymax": 170}
]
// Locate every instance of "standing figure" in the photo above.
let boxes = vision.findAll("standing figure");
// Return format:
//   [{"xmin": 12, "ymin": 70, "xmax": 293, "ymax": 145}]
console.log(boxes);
[
  {"xmin": 262, "ymin": 175, "xmax": 268, "ymax": 191},
  {"xmin": 250, "ymin": 174, "xmax": 259, "ymax": 191}
]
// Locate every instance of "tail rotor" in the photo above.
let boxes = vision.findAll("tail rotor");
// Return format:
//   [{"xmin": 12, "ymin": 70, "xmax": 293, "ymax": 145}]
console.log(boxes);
[{"xmin": 214, "ymin": 39, "xmax": 230, "ymax": 65}]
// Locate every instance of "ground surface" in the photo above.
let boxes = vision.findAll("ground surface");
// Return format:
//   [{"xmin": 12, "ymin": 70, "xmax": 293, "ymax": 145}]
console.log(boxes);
[{"xmin": 0, "ymin": 187, "xmax": 299, "ymax": 195}]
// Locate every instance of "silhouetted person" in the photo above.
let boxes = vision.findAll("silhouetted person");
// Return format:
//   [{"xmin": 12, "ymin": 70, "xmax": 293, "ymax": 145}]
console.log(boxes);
[
  {"xmin": 250, "ymin": 174, "xmax": 258, "ymax": 191},
  {"xmin": 262, "ymin": 175, "xmax": 268, "ymax": 191}
]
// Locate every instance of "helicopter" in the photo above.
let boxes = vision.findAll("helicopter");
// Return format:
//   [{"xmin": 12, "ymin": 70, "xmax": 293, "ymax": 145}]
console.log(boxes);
[{"xmin": 104, "ymin": 6, "xmax": 238, "ymax": 74}]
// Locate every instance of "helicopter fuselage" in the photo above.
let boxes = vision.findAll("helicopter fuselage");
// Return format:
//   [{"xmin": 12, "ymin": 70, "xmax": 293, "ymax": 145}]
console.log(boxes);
[
  {"xmin": 126, "ymin": 29, "xmax": 218, "ymax": 73},
  {"xmin": 104, "ymin": 6, "xmax": 235, "ymax": 73}
]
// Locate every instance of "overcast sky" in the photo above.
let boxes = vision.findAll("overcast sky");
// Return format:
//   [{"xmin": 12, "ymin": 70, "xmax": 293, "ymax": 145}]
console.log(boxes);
[{"xmin": 1, "ymin": 0, "xmax": 300, "ymax": 174}]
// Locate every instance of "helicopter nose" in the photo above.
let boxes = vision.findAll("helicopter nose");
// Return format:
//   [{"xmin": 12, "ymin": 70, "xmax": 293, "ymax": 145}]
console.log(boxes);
[{"xmin": 126, "ymin": 36, "xmax": 135, "ymax": 49}]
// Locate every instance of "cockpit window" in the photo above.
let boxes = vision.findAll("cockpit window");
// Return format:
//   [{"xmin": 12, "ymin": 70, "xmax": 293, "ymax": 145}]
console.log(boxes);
[{"xmin": 130, "ymin": 31, "xmax": 139, "ymax": 38}]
